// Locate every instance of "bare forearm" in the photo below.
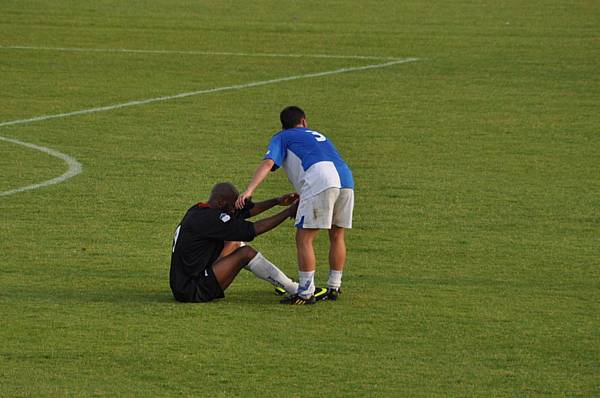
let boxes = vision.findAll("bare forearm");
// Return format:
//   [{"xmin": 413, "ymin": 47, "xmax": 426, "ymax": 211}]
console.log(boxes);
[
  {"xmin": 249, "ymin": 198, "xmax": 280, "ymax": 217},
  {"xmin": 236, "ymin": 159, "xmax": 276, "ymax": 210},
  {"xmin": 246, "ymin": 159, "xmax": 274, "ymax": 195},
  {"xmin": 253, "ymin": 208, "xmax": 292, "ymax": 236}
]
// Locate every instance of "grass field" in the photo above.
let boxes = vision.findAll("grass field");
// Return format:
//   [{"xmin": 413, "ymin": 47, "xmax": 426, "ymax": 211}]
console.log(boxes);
[{"xmin": 1, "ymin": 1, "xmax": 599, "ymax": 396}]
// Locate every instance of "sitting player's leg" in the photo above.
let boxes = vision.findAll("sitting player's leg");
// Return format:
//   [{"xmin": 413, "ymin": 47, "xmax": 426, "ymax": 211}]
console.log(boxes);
[
  {"xmin": 244, "ymin": 252, "xmax": 298, "ymax": 294},
  {"xmin": 219, "ymin": 241, "xmax": 242, "ymax": 259},
  {"xmin": 213, "ymin": 245, "xmax": 298, "ymax": 293},
  {"xmin": 212, "ymin": 245, "xmax": 257, "ymax": 290}
]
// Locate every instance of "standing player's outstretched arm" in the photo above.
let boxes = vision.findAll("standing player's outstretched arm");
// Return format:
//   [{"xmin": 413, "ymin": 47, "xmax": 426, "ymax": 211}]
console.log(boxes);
[{"xmin": 236, "ymin": 159, "xmax": 275, "ymax": 209}]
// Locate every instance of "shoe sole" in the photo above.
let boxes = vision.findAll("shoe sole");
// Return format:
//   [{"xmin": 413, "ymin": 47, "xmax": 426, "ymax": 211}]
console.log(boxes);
[{"xmin": 279, "ymin": 297, "xmax": 316, "ymax": 305}]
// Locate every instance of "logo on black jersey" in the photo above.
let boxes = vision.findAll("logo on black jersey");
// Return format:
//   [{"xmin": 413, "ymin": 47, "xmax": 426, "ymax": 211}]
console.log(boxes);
[{"xmin": 219, "ymin": 213, "xmax": 231, "ymax": 223}]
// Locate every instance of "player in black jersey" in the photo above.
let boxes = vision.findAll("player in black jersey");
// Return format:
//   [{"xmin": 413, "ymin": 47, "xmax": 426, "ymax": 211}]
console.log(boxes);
[{"xmin": 170, "ymin": 182, "xmax": 303, "ymax": 302}]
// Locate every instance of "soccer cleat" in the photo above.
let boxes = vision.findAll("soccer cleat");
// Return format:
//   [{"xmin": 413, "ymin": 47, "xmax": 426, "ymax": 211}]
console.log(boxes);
[
  {"xmin": 324, "ymin": 287, "xmax": 342, "ymax": 301},
  {"xmin": 274, "ymin": 286, "xmax": 286, "ymax": 296},
  {"xmin": 275, "ymin": 286, "xmax": 327, "ymax": 299},
  {"xmin": 275, "ymin": 286, "xmax": 327, "ymax": 301},
  {"xmin": 313, "ymin": 287, "xmax": 328, "ymax": 301},
  {"xmin": 279, "ymin": 294, "xmax": 316, "ymax": 305}
]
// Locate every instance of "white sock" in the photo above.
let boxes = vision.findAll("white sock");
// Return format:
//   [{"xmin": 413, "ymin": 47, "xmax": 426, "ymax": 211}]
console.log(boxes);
[
  {"xmin": 297, "ymin": 271, "xmax": 315, "ymax": 299},
  {"xmin": 245, "ymin": 252, "xmax": 298, "ymax": 294},
  {"xmin": 327, "ymin": 270, "xmax": 343, "ymax": 290}
]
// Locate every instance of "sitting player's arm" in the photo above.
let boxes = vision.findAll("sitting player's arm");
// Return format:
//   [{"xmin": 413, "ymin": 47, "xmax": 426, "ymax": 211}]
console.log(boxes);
[
  {"xmin": 248, "ymin": 193, "xmax": 299, "ymax": 217},
  {"xmin": 253, "ymin": 201, "xmax": 298, "ymax": 236},
  {"xmin": 210, "ymin": 201, "xmax": 297, "ymax": 242}
]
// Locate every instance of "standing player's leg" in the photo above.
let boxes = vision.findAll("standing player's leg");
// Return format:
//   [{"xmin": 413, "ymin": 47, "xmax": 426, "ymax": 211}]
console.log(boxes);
[
  {"xmin": 281, "ymin": 188, "xmax": 337, "ymax": 305},
  {"xmin": 279, "ymin": 227, "xmax": 320, "ymax": 304},
  {"xmin": 295, "ymin": 227, "xmax": 320, "ymax": 298},
  {"xmin": 326, "ymin": 188, "xmax": 354, "ymax": 300},
  {"xmin": 327, "ymin": 226, "xmax": 345, "ymax": 298},
  {"xmin": 328, "ymin": 226, "xmax": 346, "ymax": 271}
]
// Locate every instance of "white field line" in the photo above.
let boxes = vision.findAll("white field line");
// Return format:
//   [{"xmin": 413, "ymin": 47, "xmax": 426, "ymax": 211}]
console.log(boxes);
[
  {"xmin": 0, "ymin": 49, "xmax": 418, "ymax": 196},
  {"xmin": 0, "ymin": 57, "xmax": 418, "ymax": 128},
  {"xmin": 0, "ymin": 45, "xmax": 399, "ymax": 60},
  {"xmin": 0, "ymin": 135, "xmax": 83, "ymax": 197}
]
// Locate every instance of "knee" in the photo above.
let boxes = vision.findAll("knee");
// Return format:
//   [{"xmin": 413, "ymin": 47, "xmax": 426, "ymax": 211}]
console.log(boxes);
[
  {"xmin": 296, "ymin": 230, "xmax": 317, "ymax": 246},
  {"xmin": 295, "ymin": 233, "xmax": 311, "ymax": 247},
  {"xmin": 329, "ymin": 227, "xmax": 345, "ymax": 242},
  {"xmin": 237, "ymin": 245, "xmax": 257, "ymax": 261}
]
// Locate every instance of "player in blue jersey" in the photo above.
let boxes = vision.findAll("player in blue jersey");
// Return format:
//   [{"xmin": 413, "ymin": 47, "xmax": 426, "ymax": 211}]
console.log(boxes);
[{"xmin": 236, "ymin": 106, "xmax": 354, "ymax": 305}]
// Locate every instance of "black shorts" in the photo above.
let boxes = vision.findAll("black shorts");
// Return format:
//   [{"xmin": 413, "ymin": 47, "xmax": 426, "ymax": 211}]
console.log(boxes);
[{"xmin": 172, "ymin": 265, "xmax": 225, "ymax": 303}]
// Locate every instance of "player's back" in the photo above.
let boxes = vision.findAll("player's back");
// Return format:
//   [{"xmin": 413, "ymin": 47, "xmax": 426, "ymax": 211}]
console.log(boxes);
[
  {"xmin": 171, "ymin": 204, "xmax": 221, "ymax": 280},
  {"xmin": 280, "ymin": 128, "xmax": 347, "ymax": 170},
  {"xmin": 273, "ymin": 127, "xmax": 354, "ymax": 198}
]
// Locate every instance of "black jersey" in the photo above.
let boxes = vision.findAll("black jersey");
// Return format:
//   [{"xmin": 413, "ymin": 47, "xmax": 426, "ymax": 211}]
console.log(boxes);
[{"xmin": 169, "ymin": 203, "xmax": 256, "ymax": 301}]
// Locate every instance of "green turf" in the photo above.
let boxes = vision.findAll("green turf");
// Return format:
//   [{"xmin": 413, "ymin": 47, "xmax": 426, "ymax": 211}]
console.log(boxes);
[{"xmin": 1, "ymin": 1, "xmax": 599, "ymax": 396}]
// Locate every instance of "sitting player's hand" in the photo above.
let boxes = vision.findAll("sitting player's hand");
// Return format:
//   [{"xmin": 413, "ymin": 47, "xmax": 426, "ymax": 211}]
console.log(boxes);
[
  {"xmin": 278, "ymin": 192, "xmax": 299, "ymax": 206},
  {"xmin": 287, "ymin": 199, "xmax": 299, "ymax": 219}
]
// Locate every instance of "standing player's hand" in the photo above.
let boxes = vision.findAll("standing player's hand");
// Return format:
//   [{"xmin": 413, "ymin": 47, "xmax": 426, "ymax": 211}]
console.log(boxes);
[
  {"xmin": 235, "ymin": 191, "xmax": 252, "ymax": 209},
  {"xmin": 278, "ymin": 193, "xmax": 299, "ymax": 206}
]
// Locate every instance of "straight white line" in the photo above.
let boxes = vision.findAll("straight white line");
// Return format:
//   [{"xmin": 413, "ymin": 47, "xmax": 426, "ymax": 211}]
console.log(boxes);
[
  {"xmin": 0, "ymin": 53, "xmax": 418, "ymax": 197},
  {"xmin": 0, "ymin": 135, "xmax": 83, "ymax": 197},
  {"xmin": 0, "ymin": 57, "xmax": 418, "ymax": 128},
  {"xmin": 0, "ymin": 45, "xmax": 400, "ymax": 61}
]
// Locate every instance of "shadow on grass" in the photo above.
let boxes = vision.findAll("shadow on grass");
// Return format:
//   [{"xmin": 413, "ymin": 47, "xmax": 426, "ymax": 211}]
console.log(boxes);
[
  {"xmin": 4, "ymin": 285, "xmax": 282, "ymax": 306},
  {"xmin": 3, "ymin": 287, "xmax": 172, "ymax": 305},
  {"xmin": 220, "ymin": 287, "xmax": 284, "ymax": 306}
]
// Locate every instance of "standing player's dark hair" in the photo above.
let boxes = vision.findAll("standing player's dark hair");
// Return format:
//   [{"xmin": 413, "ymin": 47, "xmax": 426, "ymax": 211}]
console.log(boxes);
[{"xmin": 280, "ymin": 106, "xmax": 305, "ymax": 129}]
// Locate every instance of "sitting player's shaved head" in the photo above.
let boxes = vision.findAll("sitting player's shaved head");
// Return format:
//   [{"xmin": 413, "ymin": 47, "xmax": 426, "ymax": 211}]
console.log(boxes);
[
  {"xmin": 209, "ymin": 182, "xmax": 239, "ymax": 213},
  {"xmin": 210, "ymin": 182, "xmax": 239, "ymax": 201}
]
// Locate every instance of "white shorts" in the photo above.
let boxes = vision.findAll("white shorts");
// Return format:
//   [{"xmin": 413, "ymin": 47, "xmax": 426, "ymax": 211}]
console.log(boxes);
[{"xmin": 295, "ymin": 188, "xmax": 354, "ymax": 229}]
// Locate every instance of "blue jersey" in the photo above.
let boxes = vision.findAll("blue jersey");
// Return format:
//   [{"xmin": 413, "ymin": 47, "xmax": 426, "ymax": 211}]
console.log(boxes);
[{"xmin": 264, "ymin": 127, "xmax": 354, "ymax": 198}]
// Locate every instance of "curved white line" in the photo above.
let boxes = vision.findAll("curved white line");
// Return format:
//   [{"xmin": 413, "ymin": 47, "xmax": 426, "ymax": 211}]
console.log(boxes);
[{"xmin": 0, "ymin": 135, "xmax": 83, "ymax": 197}]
